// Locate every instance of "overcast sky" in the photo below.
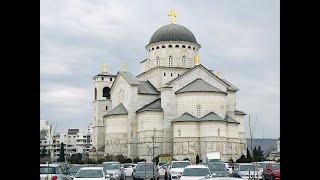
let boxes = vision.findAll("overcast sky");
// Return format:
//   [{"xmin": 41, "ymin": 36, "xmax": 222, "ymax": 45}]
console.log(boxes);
[{"xmin": 40, "ymin": 0, "xmax": 279, "ymax": 138}]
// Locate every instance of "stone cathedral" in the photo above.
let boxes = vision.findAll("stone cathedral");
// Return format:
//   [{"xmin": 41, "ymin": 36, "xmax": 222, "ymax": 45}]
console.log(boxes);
[{"xmin": 91, "ymin": 11, "xmax": 247, "ymax": 163}]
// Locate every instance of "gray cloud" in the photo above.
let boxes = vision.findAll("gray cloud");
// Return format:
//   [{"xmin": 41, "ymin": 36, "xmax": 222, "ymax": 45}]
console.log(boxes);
[{"xmin": 41, "ymin": 0, "xmax": 279, "ymax": 138}]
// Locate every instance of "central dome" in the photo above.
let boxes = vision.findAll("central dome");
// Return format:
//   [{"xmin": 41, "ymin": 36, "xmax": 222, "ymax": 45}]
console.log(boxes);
[{"xmin": 148, "ymin": 24, "xmax": 198, "ymax": 45}]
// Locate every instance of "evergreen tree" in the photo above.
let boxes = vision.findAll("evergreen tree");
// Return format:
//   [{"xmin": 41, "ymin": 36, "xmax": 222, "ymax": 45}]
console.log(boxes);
[
  {"xmin": 41, "ymin": 146, "xmax": 47, "ymax": 158},
  {"xmin": 57, "ymin": 142, "xmax": 65, "ymax": 162},
  {"xmin": 196, "ymin": 154, "xmax": 200, "ymax": 164}
]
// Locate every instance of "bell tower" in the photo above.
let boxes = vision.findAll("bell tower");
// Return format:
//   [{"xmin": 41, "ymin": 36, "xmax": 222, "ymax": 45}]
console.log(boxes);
[{"xmin": 91, "ymin": 64, "xmax": 115, "ymax": 152}]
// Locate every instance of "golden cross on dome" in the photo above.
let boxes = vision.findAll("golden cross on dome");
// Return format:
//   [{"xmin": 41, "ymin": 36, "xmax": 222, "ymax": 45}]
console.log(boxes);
[
  {"xmin": 193, "ymin": 55, "xmax": 200, "ymax": 65},
  {"xmin": 168, "ymin": 9, "xmax": 177, "ymax": 24},
  {"xmin": 101, "ymin": 63, "xmax": 108, "ymax": 72}
]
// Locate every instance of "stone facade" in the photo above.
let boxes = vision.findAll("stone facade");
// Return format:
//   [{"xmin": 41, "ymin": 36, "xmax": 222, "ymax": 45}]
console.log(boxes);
[{"xmin": 91, "ymin": 20, "xmax": 247, "ymax": 163}]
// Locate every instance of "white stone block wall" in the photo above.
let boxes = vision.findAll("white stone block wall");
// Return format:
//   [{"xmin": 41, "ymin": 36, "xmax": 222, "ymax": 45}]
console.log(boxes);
[
  {"xmin": 227, "ymin": 123, "xmax": 239, "ymax": 139},
  {"xmin": 145, "ymin": 41, "xmax": 200, "ymax": 72},
  {"xmin": 137, "ymin": 112, "xmax": 164, "ymax": 132},
  {"xmin": 199, "ymin": 121, "xmax": 227, "ymax": 137},
  {"xmin": 173, "ymin": 137, "xmax": 200, "ymax": 163},
  {"xmin": 176, "ymin": 92, "xmax": 227, "ymax": 118},
  {"xmin": 173, "ymin": 122, "xmax": 199, "ymax": 137}
]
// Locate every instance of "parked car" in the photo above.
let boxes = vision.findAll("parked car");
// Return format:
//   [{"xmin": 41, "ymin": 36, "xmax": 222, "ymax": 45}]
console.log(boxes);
[
  {"xmin": 122, "ymin": 163, "xmax": 135, "ymax": 177},
  {"xmin": 69, "ymin": 164, "xmax": 87, "ymax": 179},
  {"xmin": 199, "ymin": 177, "xmax": 247, "ymax": 180},
  {"xmin": 232, "ymin": 163, "xmax": 261, "ymax": 179},
  {"xmin": 158, "ymin": 165, "xmax": 166, "ymax": 177},
  {"xmin": 178, "ymin": 164, "xmax": 212, "ymax": 180},
  {"xmin": 167, "ymin": 160, "xmax": 190, "ymax": 179},
  {"xmin": 132, "ymin": 162, "xmax": 160, "ymax": 180},
  {"xmin": 256, "ymin": 162, "xmax": 275, "ymax": 177},
  {"xmin": 40, "ymin": 164, "xmax": 72, "ymax": 180},
  {"xmin": 101, "ymin": 162, "xmax": 125, "ymax": 180},
  {"xmin": 73, "ymin": 167, "xmax": 110, "ymax": 180},
  {"xmin": 262, "ymin": 163, "xmax": 280, "ymax": 180},
  {"xmin": 208, "ymin": 162, "xmax": 230, "ymax": 177}
]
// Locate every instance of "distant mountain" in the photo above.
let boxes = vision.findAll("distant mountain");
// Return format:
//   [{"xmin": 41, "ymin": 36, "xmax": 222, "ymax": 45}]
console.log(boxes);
[{"xmin": 246, "ymin": 138, "xmax": 277, "ymax": 156}]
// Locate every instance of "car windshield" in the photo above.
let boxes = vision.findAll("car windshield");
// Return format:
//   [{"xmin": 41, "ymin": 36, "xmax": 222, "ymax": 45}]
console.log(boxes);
[
  {"xmin": 257, "ymin": 163, "xmax": 268, "ymax": 168},
  {"xmin": 183, "ymin": 168, "xmax": 210, "ymax": 176},
  {"xmin": 102, "ymin": 163, "xmax": 120, "ymax": 170},
  {"xmin": 136, "ymin": 164, "xmax": 155, "ymax": 171},
  {"xmin": 209, "ymin": 163, "xmax": 227, "ymax": 171},
  {"xmin": 75, "ymin": 169, "xmax": 103, "ymax": 178},
  {"xmin": 239, "ymin": 165, "xmax": 255, "ymax": 171},
  {"xmin": 272, "ymin": 164, "xmax": 280, "ymax": 170},
  {"xmin": 123, "ymin": 164, "xmax": 132, "ymax": 168},
  {"xmin": 69, "ymin": 166, "xmax": 82, "ymax": 173},
  {"xmin": 40, "ymin": 167, "xmax": 60, "ymax": 174},
  {"xmin": 172, "ymin": 162, "xmax": 189, "ymax": 168}
]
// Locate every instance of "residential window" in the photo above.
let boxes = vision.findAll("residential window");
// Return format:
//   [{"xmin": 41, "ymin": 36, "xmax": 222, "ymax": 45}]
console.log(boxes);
[
  {"xmin": 169, "ymin": 56, "xmax": 173, "ymax": 67},
  {"xmin": 196, "ymin": 105, "xmax": 201, "ymax": 117},
  {"xmin": 156, "ymin": 57, "xmax": 160, "ymax": 66},
  {"xmin": 182, "ymin": 56, "xmax": 186, "ymax": 67}
]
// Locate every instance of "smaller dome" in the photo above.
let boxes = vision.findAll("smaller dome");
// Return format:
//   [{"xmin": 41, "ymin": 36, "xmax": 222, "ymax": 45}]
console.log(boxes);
[{"xmin": 148, "ymin": 24, "xmax": 198, "ymax": 45}]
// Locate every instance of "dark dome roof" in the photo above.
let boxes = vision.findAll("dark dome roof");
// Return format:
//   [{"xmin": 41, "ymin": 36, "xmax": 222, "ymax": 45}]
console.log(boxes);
[{"xmin": 149, "ymin": 24, "xmax": 198, "ymax": 45}]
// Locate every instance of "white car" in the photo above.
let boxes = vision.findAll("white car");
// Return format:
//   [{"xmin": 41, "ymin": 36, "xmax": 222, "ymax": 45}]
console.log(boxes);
[
  {"xmin": 203, "ymin": 178, "xmax": 247, "ymax": 180},
  {"xmin": 178, "ymin": 164, "xmax": 212, "ymax": 180},
  {"xmin": 122, "ymin": 163, "xmax": 134, "ymax": 177},
  {"xmin": 40, "ymin": 164, "xmax": 72, "ymax": 180},
  {"xmin": 167, "ymin": 160, "xmax": 190, "ymax": 179},
  {"xmin": 235, "ymin": 163, "xmax": 262, "ymax": 179},
  {"xmin": 73, "ymin": 167, "xmax": 110, "ymax": 180}
]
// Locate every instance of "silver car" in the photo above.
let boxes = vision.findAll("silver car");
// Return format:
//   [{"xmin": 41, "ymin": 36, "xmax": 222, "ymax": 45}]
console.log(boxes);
[
  {"xmin": 101, "ymin": 162, "xmax": 125, "ymax": 180},
  {"xmin": 40, "ymin": 164, "xmax": 72, "ymax": 180}
]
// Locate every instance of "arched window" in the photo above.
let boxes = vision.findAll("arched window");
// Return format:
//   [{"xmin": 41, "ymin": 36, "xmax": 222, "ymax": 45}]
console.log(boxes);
[
  {"xmin": 171, "ymin": 73, "xmax": 173, "ymax": 77},
  {"xmin": 110, "ymin": 78, "xmax": 112, "ymax": 81},
  {"xmin": 102, "ymin": 87, "xmax": 111, "ymax": 99},
  {"xmin": 169, "ymin": 56, "xmax": 173, "ymax": 67},
  {"xmin": 156, "ymin": 57, "xmax": 160, "ymax": 66},
  {"xmin": 164, "ymin": 73, "xmax": 166, "ymax": 76},
  {"xmin": 101, "ymin": 77, "xmax": 104, "ymax": 81},
  {"xmin": 182, "ymin": 56, "xmax": 186, "ymax": 67},
  {"xmin": 156, "ymin": 46, "xmax": 159, "ymax": 49},
  {"xmin": 182, "ymin": 45, "xmax": 186, "ymax": 48},
  {"xmin": 175, "ymin": 45, "xmax": 179, "ymax": 48},
  {"xmin": 188, "ymin": 46, "xmax": 191, "ymax": 49},
  {"xmin": 196, "ymin": 104, "xmax": 201, "ymax": 117},
  {"xmin": 94, "ymin": 88, "xmax": 97, "ymax": 100},
  {"xmin": 168, "ymin": 45, "xmax": 173, "ymax": 48},
  {"xmin": 152, "ymin": 47, "xmax": 154, "ymax": 50},
  {"xmin": 193, "ymin": 47, "xmax": 196, "ymax": 50},
  {"xmin": 162, "ymin": 45, "xmax": 166, "ymax": 48}
]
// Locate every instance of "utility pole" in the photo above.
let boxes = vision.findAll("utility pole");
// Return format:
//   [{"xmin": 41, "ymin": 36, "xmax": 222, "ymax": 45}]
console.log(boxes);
[{"xmin": 152, "ymin": 128, "xmax": 156, "ymax": 180}]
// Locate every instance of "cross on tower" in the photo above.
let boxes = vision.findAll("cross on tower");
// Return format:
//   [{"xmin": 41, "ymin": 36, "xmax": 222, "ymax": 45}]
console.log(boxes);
[
  {"xmin": 101, "ymin": 63, "xmax": 108, "ymax": 72},
  {"xmin": 168, "ymin": 9, "xmax": 176, "ymax": 24},
  {"xmin": 193, "ymin": 55, "xmax": 200, "ymax": 65}
]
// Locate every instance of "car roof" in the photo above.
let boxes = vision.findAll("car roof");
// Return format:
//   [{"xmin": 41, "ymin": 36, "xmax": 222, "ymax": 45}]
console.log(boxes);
[
  {"xmin": 102, "ymin": 161, "xmax": 119, "ymax": 164},
  {"xmin": 40, "ymin": 164, "xmax": 61, "ymax": 167},
  {"xmin": 185, "ymin": 165, "xmax": 208, "ymax": 168},
  {"xmin": 172, "ymin": 161, "xmax": 189, "ymax": 162},
  {"xmin": 80, "ymin": 167, "xmax": 104, "ymax": 170}
]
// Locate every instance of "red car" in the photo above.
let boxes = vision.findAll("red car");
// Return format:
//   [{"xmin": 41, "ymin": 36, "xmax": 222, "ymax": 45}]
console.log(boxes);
[{"xmin": 262, "ymin": 163, "xmax": 280, "ymax": 180}]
